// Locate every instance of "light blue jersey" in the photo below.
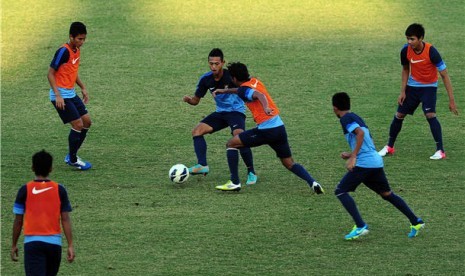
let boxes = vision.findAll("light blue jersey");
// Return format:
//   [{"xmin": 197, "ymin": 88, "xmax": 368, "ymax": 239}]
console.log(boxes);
[{"xmin": 340, "ymin": 112, "xmax": 383, "ymax": 168}]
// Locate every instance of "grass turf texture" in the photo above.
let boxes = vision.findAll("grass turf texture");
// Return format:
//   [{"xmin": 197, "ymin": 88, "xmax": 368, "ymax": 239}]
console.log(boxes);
[{"xmin": 2, "ymin": 0, "xmax": 465, "ymax": 275}]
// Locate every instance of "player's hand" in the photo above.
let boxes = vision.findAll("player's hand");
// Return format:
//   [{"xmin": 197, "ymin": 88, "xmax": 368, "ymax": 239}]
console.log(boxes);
[
  {"xmin": 81, "ymin": 89, "xmax": 89, "ymax": 104},
  {"xmin": 345, "ymin": 156, "xmax": 356, "ymax": 171},
  {"xmin": 212, "ymin": 89, "xmax": 225, "ymax": 98},
  {"xmin": 397, "ymin": 93, "xmax": 406, "ymax": 105},
  {"xmin": 11, "ymin": 246, "xmax": 19, "ymax": 262},
  {"xmin": 55, "ymin": 96, "xmax": 65, "ymax": 110},
  {"xmin": 183, "ymin": 95, "xmax": 192, "ymax": 103},
  {"xmin": 264, "ymin": 107, "xmax": 274, "ymax": 116},
  {"xmin": 67, "ymin": 246, "xmax": 75, "ymax": 263},
  {"xmin": 341, "ymin": 152, "xmax": 351, "ymax": 160},
  {"xmin": 449, "ymin": 101, "xmax": 459, "ymax": 115}
]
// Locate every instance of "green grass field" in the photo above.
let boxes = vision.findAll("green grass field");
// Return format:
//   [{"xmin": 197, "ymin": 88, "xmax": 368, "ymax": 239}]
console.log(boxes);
[{"xmin": 2, "ymin": 0, "xmax": 464, "ymax": 275}]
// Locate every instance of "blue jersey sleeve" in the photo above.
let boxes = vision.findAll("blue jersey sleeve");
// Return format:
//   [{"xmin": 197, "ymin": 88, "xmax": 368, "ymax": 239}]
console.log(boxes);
[
  {"xmin": 237, "ymin": 87, "xmax": 254, "ymax": 102},
  {"xmin": 13, "ymin": 185, "xmax": 27, "ymax": 215},
  {"xmin": 429, "ymin": 46, "xmax": 446, "ymax": 71},
  {"xmin": 50, "ymin": 47, "xmax": 70, "ymax": 71},
  {"xmin": 194, "ymin": 73, "xmax": 210, "ymax": 98},
  {"xmin": 59, "ymin": 184, "xmax": 72, "ymax": 213}
]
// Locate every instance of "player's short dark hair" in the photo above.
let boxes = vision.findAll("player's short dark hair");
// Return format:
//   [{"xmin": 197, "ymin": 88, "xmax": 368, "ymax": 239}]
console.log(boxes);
[
  {"xmin": 405, "ymin": 23, "xmax": 424, "ymax": 39},
  {"xmin": 332, "ymin": 92, "xmax": 351, "ymax": 111},
  {"xmin": 208, "ymin": 48, "xmax": 224, "ymax": 61},
  {"xmin": 227, "ymin": 62, "xmax": 250, "ymax": 82},
  {"xmin": 70, "ymin": 22, "xmax": 87, "ymax": 37},
  {"xmin": 32, "ymin": 150, "xmax": 53, "ymax": 177}
]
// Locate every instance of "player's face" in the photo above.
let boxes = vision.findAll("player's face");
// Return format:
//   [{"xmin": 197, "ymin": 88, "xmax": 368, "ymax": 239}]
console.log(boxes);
[
  {"xmin": 406, "ymin": 35, "xmax": 423, "ymax": 52},
  {"xmin": 208, "ymin": 56, "xmax": 224, "ymax": 77},
  {"xmin": 69, "ymin": 34, "xmax": 87, "ymax": 49}
]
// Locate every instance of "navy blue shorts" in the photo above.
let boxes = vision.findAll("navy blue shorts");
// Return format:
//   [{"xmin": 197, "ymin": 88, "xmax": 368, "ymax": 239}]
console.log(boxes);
[
  {"xmin": 51, "ymin": 95, "xmax": 88, "ymax": 124},
  {"xmin": 335, "ymin": 167, "xmax": 391, "ymax": 195},
  {"xmin": 24, "ymin": 241, "xmax": 62, "ymax": 276},
  {"xmin": 201, "ymin": 111, "xmax": 246, "ymax": 134},
  {"xmin": 239, "ymin": 125, "xmax": 292, "ymax": 158},
  {"xmin": 397, "ymin": 86, "xmax": 437, "ymax": 115}
]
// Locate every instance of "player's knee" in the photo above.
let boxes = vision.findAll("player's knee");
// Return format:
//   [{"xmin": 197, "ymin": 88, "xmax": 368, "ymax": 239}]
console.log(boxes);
[
  {"xmin": 334, "ymin": 187, "xmax": 346, "ymax": 196},
  {"xmin": 395, "ymin": 113, "xmax": 406, "ymax": 119},
  {"xmin": 380, "ymin": 191, "xmax": 392, "ymax": 199},
  {"xmin": 425, "ymin": 113, "xmax": 436, "ymax": 119}
]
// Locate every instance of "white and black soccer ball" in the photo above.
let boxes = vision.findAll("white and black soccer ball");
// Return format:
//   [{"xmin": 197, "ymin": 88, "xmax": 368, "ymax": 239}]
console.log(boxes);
[{"xmin": 168, "ymin": 164, "xmax": 189, "ymax": 183}]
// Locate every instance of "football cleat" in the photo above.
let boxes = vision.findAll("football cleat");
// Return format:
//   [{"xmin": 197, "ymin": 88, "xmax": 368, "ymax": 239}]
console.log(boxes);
[
  {"xmin": 345, "ymin": 224, "xmax": 369, "ymax": 240},
  {"xmin": 408, "ymin": 219, "xmax": 425, "ymax": 238},
  {"xmin": 188, "ymin": 164, "xmax": 209, "ymax": 175},
  {"xmin": 378, "ymin": 145, "xmax": 395, "ymax": 157},
  {"xmin": 311, "ymin": 181, "xmax": 324, "ymax": 194},
  {"xmin": 246, "ymin": 172, "xmax": 258, "ymax": 185},
  {"xmin": 215, "ymin": 180, "xmax": 241, "ymax": 192},
  {"xmin": 429, "ymin": 150, "xmax": 446, "ymax": 160},
  {"xmin": 67, "ymin": 159, "xmax": 92, "ymax": 171},
  {"xmin": 64, "ymin": 154, "xmax": 82, "ymax": 163}
]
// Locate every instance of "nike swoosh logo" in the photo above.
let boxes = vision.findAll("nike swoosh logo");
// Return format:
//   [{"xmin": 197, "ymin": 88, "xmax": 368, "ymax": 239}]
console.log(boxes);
[
  {"xmin": 209, "ymin": 87, "xmax": 216, "ymax": 91},
  {"xmin": 425, "ymin": 108, "xmax": 431, "ymax": 111},
  {"xmin": 410, "ymin": 58, "xmax": 424, "ymax": 64},
  {"xmin": 251, "ymin": 79, "xmax": 259, "ymax": 88},
  {"xmin": 72, "ymin": 57, "xmax": 80, "ymax": 64},
  {"xmin": 32, "ymin": 187, "xmax": 54, "ymax": 194}
]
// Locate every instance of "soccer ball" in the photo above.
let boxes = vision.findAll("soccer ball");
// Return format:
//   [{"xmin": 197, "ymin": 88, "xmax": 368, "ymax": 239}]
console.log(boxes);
[{"xmin": 168, "ymin": 164, "xmax": 189, "ymax": 183}]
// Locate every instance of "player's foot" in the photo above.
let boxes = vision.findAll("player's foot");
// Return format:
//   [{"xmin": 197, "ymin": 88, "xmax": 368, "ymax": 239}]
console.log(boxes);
[
  {"xmin": 215, "ymin": 180, "xmax": 241, "ymax": 192},
  {"xmin": 345, "ymin": 224, "xmax": 369, "ymax": 240},
  {"xmin": 67, "ymin": 159, "xmax": 92, "ymax": 171},
  {"xmin": 408, "ymin": 219, "xmax": 425, "ymax": 238},
  {"xmin": 64, "ymin": 154, "xmax": 82, "ymax": 163},
  {"xmin": 378, "ymin": 145, "xmax": 395, "ymax": 157},
  {"xmin": 429, "ymin": 150, "xmax": 446, "ymax": 160},
  {"xmin": 311, "ymin": 181, "xmax": 324, "ymax": 194},
  {"xmin": 246, "ymin": 172, "xmax": 258, "ymax": 185},
  {"xmin": 188, "ymin": 164, "xmax": 209, "ymax": 175}
]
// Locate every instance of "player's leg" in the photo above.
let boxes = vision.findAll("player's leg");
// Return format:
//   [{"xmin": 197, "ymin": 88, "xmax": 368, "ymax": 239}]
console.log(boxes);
[
  {"xmin": 268, "ymin": 126, "xmax": 323, "ymax": 194},
  {"xmin": 366, "ymin": 168, "xmax": 424, "ymax": 237},
  {"xmin": 227, "ymin": 112, "xmax": 256, "ymax": 183},
  {"xmin": 189, "ymin": 114, "xmax": 215, "ymax": 174},
  {"xmin": 421, "ymin": 87, "xmax": 445, "ymax": 159},
  {"xmin": 74, "ymin": 94, "xmax": 91, "ymax": 151},
  {"xmin": 215, "ymin": 134, "xmax": 245, "ymax": 191},
  {"xmin": 44, "ymin": 243, "xmax": 62, "ymax": 276},
  {"xmin": 379, "ymin": 86, "xmax": 419, "ymax": 156},
  {"xmin": 24, "ymin": 241, "xmax": 47, "ymax": 276},
  {"xmin": 335, "ymin": 169, "xmax": 369, "ymax": 240}
]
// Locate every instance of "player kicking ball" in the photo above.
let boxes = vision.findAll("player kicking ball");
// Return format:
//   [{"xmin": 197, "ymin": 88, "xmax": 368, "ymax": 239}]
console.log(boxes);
[
  {"xmin": 213, "ymin": 62, "xmax": 323, "ymax": 194},
  {"xmin": 332, "ymin": 92, "xmax": 424, "ymax": 240}
]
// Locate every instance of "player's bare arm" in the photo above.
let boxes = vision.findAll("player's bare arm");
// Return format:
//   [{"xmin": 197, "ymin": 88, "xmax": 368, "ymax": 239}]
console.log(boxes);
[
  {"xmin": 252, "ymin": 91, "xmax": 273, "ymax": 115},
  {"xmin": 61, "ymin": 212, "xmax": 75, "ymax": 263},
  {"xmin": 212, "ymin": 88, "xmax": 238, "ymax": 97},
  {"xmin": 11, "ymin": 214, "xmax": 23, "ymax": 262},
  {"xmin": 183, "ymin": 95, "xmax": 200, "ymax": 105},
  {"xmin": 439, "ymin": 69, "xmax": 458, "ymax": 115},
  {"xmin": 76, "ymin": 75, "xmax": 89, "ymax": 104},
  {"xmin": 48, "ymin": 68, "xmax": 65, "ymax": 110},
  {"xmin": 398, "ymin": 65, "xmax": 409, "ymax": 105}
]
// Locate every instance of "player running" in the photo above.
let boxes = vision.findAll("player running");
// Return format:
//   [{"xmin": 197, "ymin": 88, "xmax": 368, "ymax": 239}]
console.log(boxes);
[
  {"xmin": 332, "ymin": 92, "xmax": 424, "ymax": 240},
  {"xmin": 213, "ymin": 62, "xmax": 323, "ymax": 193}
]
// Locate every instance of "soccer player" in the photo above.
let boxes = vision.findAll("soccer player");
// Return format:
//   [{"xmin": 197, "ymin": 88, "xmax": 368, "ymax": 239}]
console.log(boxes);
[
  {"xmin": 11, "ymin": 150, "xmax": 75, "ymax": 275},
  {"xmin": 183, "ymin": 48, "xmax": 257, "ymax": 185},
  {"xmin": 48, "ymin": 22, "xmax": 92, "ymax": 170},
  {"xmin": 213, "ymin": 62, "xmax": 324, "ymax": 193},
  {"xmin": 378, "ymin": 23, "xmax": 458, "ymax": 160},
  {"xmin": 332, "ymin": 92, "xmax": 424, "ymax": 240}
]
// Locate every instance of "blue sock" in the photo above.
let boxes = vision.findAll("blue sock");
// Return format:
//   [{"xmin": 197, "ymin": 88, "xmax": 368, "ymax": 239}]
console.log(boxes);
[
  {"xmin": 388, "ymin": 116, "xmax": 404, "ymax": 147},
  {"xmin": 239, "ymin": 147, "xmax": 255, "ymax": 174},
  {"xmin": 337, "ymin": 192, "xmax": 365, "ymax": 228},
  {"xmin": 383, "ymin": 192, "xmax": 419, "ymax": 225},
  {"xmin": 193, "ymin": 136, "xmax": 207, "ymax": 166},
  {"xmin": 289, "ymin": 163, "xmax": 315, "ymax": 187},
  {"xmin": 68, "ymin": 129, "xmax": 81, "ymax": 163},
  {"xmin": 77, "ymin": 128, "xmax": 89, "ymax": 150},
  {"xmin": 427, "ymin": 117, "xmax": 443, "ymax": 151},
  {"xmin": 227, "ymin": 148, "xmax": 240, "ymax": 184}
]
